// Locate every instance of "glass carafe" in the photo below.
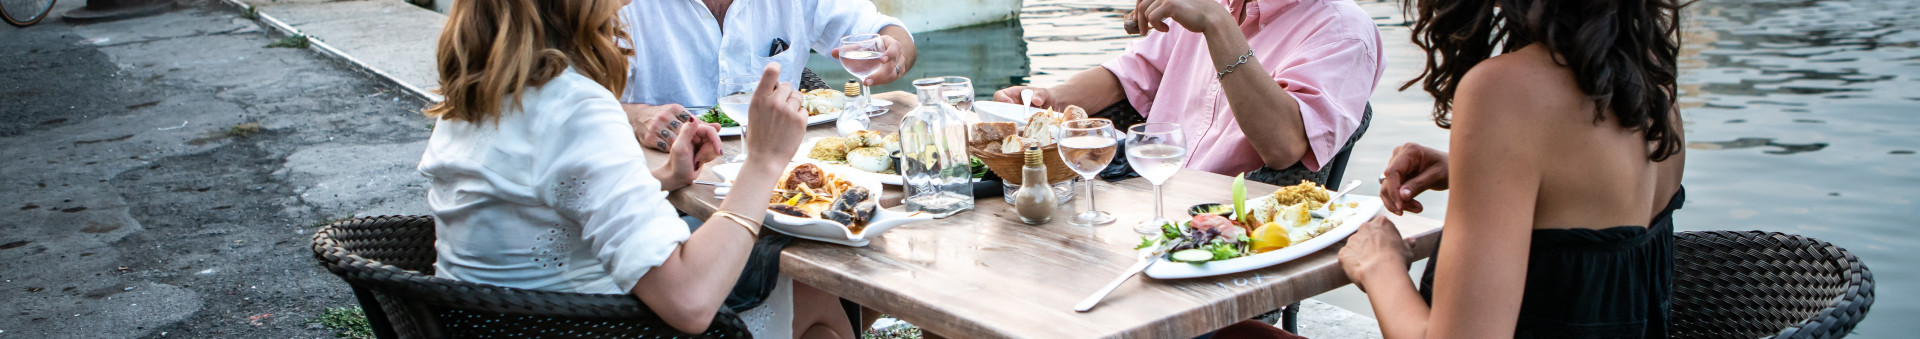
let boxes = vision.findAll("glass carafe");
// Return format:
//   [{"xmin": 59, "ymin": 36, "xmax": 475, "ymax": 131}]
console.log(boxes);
[{"xmin": 899, "ymin": 77, "xmax": 975, "ymax": 218}]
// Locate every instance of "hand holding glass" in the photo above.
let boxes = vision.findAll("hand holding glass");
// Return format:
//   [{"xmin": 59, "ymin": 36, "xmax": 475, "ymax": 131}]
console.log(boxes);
[{"xmin": 836, "ymin": 34, "xmax": 885, "ymax": 116}]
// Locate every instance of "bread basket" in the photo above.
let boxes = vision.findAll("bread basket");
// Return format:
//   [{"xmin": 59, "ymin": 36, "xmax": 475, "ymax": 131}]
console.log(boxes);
[{"xmin": 968, "ymin": 143, "xmax": 1080, "ymax": 186}]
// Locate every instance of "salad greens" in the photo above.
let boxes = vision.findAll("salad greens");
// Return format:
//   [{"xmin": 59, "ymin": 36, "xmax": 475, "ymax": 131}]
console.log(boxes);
[
  {"xmin": 700, "ymin": 107, "xmax": 740, "ymax": 127},
  {"xmin": 970, "ymin": 156, "xmax": 989, "ymax": 179},
  {"xmin": 1137, "ymin": 220, "xmax": 1252, "ymax": 264}
]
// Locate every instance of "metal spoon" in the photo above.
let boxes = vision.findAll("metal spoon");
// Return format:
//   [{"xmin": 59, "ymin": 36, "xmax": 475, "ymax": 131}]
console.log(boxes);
[{"xmin": 1311, "ymin": 180, "xmax": 1364, "ymax": 219}]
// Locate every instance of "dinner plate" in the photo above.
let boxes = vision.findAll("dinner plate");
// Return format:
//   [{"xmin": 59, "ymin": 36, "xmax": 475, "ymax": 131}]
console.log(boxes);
[
  {"xmin": 792, "ymin": 137, "xmax": 904, "ymax": 185},
  {"xmin": 696, "ymin": 107, "xmax": 840, "ymax": 137},
  {"xmin": 972, "ymin": 101, "xmax": 1045, "ymax": 127},
  {"xmin": 709, "ymin": 163, "xmax": 931, "ymax": 246},
  {"xmin": 1143, "ymin": 194, "xmax": 1386, "ymax": 279}
]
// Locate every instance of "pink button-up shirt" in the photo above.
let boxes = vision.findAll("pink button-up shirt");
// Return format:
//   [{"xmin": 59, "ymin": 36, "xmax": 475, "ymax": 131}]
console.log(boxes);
[{"xmin": 1102, "ymin": 0, "xmax": 1382, "ymax": 175}]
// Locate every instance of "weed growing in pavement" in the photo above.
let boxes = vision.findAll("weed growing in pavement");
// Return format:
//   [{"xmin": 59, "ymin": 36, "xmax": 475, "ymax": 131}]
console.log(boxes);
[
  {"xmin": 310, "ymin": 307, "xmax": 374, "ymax": 339},
  {"xmin": 242, "ymin": 6, "xmax": 258, "ymax": 20},
  {"xmin": 268, "ymin": 35, "xmax": 310, "ymax": 49},
  {"xmin": 310, "ymin": 215, "xmax": 351, "ymax": 229},
  {"xmin": 226, "ymin": 122, "xmax": 262, "ymax": 138}
]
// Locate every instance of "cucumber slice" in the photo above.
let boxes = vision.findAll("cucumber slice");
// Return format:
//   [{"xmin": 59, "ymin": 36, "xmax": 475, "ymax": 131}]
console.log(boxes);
[{"xmin": 1171, "ymin": 249, "xmax": 1215, "ymax": 263}]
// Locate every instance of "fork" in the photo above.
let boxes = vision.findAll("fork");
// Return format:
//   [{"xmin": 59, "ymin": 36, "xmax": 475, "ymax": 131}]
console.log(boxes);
[
  {"xmin": 1075, "ymin": 242, "xmax": 1167, "ymax": 312},
  {"xmin": 1311, "ymin": 180, "xmax": 1364, "ymax": 219}
]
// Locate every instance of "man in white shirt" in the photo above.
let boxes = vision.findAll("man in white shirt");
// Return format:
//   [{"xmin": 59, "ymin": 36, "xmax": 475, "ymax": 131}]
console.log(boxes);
[{"xmin": 620, "ymin": 0, "xmax": 919, "ymax": 151}]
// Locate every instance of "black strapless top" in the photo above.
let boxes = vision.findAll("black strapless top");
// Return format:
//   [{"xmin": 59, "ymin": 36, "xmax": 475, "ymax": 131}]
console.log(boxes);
[{"xmin": 1418, "ymin": 187, "xmax": 1683, "ymax": 338}]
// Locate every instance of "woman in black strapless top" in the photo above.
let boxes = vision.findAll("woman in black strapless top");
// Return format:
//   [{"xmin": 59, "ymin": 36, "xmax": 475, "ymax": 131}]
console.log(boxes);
[{"xmin": 1321, "ymin": 0, "xmax": 1691, "ymax": 338}]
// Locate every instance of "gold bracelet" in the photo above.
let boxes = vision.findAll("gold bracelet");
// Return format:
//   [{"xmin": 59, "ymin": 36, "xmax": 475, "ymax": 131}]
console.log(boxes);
[{"xmin": 711, "ymin": 210, "xmax": 761, "ymax": 238}]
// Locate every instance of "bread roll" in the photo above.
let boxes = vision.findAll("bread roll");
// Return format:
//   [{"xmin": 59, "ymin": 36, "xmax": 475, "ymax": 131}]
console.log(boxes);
[
  {"xmin": 1000, "ymin": 135, "xmax": 1030, "ymax": 153},
  {"xmin": 1062, "ymin": 105, "xmax": 1089, "ymax": 122}
]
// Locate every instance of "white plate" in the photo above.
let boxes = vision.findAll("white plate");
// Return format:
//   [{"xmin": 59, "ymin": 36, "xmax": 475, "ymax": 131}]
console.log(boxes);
[
  {"xmin": 792, "ymin": 137, "xmax": 903, "ymax": 185},
  {"xmin": 1143, "ymin": 194, "xmax": 1386, "ymax": 279},
  {"xmin": 696, "ymin": 107, "xmax": 839, "ymax": 137},
  {"xmin": 972, "ymin": 101, "xmax": 1045, "ymax": 127},
  {"xmin": 709, "ymin": 163, "xmax": 931, "ymax": 246}
]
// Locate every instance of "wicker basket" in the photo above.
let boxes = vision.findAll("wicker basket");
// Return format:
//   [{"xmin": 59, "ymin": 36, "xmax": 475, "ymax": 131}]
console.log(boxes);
[{"xmin": 968, "ymin": 143, "xmax": 1079, "ymax": 186}]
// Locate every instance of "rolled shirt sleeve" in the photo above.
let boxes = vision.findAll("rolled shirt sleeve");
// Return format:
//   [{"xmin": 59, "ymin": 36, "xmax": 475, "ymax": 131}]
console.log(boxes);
[
  {"xmin": 1100, "ymin": 32, "xmax": 1174, "ymax": 117},
  {"xmin": 531, "ymin": 84, "xmax": 691, "ymax": 292},
  {"xmin": 806, "ymin": 0, "xmax": 911, "ymax": 56},
  {"xmin": 1269, "ymin": 38, "xmax": 1377, "ymax": 171}
]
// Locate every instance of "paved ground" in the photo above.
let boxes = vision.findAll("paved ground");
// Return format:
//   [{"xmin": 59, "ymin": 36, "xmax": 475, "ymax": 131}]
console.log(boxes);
[{"xmin": 0, "ymin": 1, "xmax": 430, "ymax": 337}]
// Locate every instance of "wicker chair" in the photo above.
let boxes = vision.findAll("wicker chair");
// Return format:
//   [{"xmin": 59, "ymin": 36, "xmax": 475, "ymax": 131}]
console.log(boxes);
[
  {"xmin": 312, "ymin": 215, "xmax": 752, "ymax": 338},
  {"xmin": 1673, "ymin": 231, "xmax": 1874, "ymax": 338}
]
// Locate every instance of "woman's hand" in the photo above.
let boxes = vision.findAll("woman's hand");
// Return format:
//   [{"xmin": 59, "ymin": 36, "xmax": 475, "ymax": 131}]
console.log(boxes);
[
  {"xmin": 652, "ymin": 120, "xmax": 724, "ymax": 190},
  {"xmin": 1381, "ymin": 143, "xmax": 1450, "ymax": 215},
  {"xmin": 1339, "ymin": 216, "xmax": 1414, "ymax": 292},
  {"xmin": 743, "ymin": 64, "xmax": 808, "ymax": 171},
  {"xmin": 1136, "ymin": 0, "xmax": 1234, "ymax": 35},
  {"xmin": 624, "ymin": 103, "xmax": 696, "ymax": 152},
  {"xmin": 991, "ymin": 86, "xmax": 1053, "ymax": 108}
]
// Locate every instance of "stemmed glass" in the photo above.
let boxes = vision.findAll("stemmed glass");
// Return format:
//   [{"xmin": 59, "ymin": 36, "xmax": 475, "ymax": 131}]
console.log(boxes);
[
  {"xmin": 940, "ymin": 76, "xmax": 974, "ymax": 113},
  {"xmin": 836, "ymin": 34, "xmax": 885, "ymax": 116},
  {"xmin": 1124, "ymin": 123, "xmax": 1188, "ymax": 234},
  {"xmin": 1057, "ymin": 119, "xmax": 1120, "ymax": 226},
  {"xmin": 716, "ymin": 75, "xmax": 759, "ymax": 163}
]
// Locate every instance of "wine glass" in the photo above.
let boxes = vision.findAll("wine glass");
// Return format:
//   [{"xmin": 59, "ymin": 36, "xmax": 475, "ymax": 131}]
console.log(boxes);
[
  {"xmin": 940, "ymin": 76, "xmax": 974, "ymax": 113},
  {"xmin": 1057, "ymin": 119, "xmax": 1120, "ymax": 226},
  {"xmin": 1125, "ymin": 123, "xmax": 1187, "ymax": 234},
  {"xmin": 716, "ymin": 74, "xmax": 759, "ymax": 163},
  {"xmin": 836, "ymin": 34, "xmax": 885, "ymax": 116}
]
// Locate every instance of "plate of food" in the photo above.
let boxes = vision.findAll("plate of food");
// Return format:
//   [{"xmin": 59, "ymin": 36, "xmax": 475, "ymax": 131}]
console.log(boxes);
[
  {"xmin": 1139, "ymin": 177, "xmax": 1384, "ymax": 279},
  {"xmin": 700, "ymin": 89, "xmax": 848, "ymax": 137},
  {"xmin": 714, "ymin": 163, "xmax": 932, "ymax": 246},
  {"xmin": 795, "ymin": 130, "xmax": 904, "ymax": 185}
]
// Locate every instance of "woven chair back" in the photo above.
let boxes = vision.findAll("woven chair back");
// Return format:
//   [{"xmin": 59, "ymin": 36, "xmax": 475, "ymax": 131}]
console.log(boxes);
[
  {"xmin": 1672, "ymin": 231, "xmax": 1873, "ymax": 339},
  {"xmin": 313, "ymin": 215, "xmax": 752, "ymax": 338}
]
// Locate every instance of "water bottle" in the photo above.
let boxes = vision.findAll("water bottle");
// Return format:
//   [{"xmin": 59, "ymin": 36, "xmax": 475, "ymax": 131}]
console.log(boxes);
[{"xmin": 899, "ymin": 77, "xmax": 974, "ymax": 218}]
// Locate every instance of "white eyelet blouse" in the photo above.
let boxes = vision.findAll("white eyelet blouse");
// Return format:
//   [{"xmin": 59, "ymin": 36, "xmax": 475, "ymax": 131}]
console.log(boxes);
[{"xmin": 417, "ymin": 70, "xmax": 797, "ymax": 338}]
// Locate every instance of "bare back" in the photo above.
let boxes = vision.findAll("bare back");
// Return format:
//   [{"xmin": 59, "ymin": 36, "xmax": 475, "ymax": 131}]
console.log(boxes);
[{"xmin": 1494, "ymin": 45, "xmax": 1685, "ymax": 231}]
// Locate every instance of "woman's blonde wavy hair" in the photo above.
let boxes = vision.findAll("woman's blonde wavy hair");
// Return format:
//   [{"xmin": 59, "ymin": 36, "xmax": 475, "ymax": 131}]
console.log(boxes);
[{"xmin": 424, "ymin": 0, "xmax": 632, "ymax": 123}]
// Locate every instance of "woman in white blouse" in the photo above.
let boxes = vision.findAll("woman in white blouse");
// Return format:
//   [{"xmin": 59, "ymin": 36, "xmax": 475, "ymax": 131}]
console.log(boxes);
[{"xmin": 417, "ymin": 0, "xmax": 852, "ymax": 338}]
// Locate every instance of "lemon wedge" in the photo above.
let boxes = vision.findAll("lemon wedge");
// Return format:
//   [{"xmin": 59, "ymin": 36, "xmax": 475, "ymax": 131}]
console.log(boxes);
[{"xmin": 1251, "ymin": 222, "xmax": 1292, "ymax": 253}]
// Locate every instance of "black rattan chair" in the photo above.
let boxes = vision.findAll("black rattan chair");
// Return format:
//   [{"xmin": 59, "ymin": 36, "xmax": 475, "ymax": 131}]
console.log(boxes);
[
  {"xmin": 312, "ymin": 215, "xmax": 751, "ymax": 338},
  {"xmin": 1673, "ymin": 231, "xmax": 1874, "ymax": 339}
]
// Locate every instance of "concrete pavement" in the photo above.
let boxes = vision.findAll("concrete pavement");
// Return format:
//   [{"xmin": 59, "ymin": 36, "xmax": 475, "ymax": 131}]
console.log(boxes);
[{"xmin": 0, "ymin": 1, "xmax": 430, "ymax": 337}]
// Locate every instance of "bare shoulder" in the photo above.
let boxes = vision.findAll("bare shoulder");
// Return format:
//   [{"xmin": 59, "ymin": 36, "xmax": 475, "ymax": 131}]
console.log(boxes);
[{"xmin": 1452, "ymin": 45, "xmax": 1581, "ymax": 128}]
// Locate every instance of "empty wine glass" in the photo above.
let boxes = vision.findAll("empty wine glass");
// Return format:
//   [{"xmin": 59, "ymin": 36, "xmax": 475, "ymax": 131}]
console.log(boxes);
[
  {"xmin": 1125, "ymin": 123, "xmax": 1187, "ymax": 234},
  {"xmin": 1057, "ymin": 119, "xmax": 1120, "ymax": 226},
  {"xmin": 836, "ymin": 34, "xmax": 886, "ymax": 116}
]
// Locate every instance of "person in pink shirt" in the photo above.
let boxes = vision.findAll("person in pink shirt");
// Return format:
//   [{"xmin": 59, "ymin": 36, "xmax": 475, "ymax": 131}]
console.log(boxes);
[{"xmin": 993, "ymin": 0, "xmax": 1382, "ymax": 185}]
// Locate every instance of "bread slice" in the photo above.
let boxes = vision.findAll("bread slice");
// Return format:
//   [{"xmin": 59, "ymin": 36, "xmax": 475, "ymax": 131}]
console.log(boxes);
[
  {"xmin": 1000, "ymin": 135, "xmax": 1031, "ymax": 153},
  {"xmin": 969, "ymin": 122, "xmax": 1019, "ymax": 145},
  {"xmin": 1024, "ymin": 111, "xmax": 1059, "ymax": 145}
]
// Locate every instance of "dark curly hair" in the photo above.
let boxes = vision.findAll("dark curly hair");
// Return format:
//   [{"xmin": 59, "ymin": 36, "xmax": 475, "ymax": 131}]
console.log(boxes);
[{"xmin": 1401, "ymin": 0, "xmax": 1686, "ymax": 161}]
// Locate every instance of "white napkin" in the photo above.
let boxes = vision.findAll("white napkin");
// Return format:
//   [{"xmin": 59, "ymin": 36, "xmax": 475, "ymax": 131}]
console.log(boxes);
[{"xmin": 709, "ymin": 163, "xmax": 745, "ymax": 197}]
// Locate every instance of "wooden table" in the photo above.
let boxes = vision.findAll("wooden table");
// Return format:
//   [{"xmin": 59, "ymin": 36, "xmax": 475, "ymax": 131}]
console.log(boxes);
[{"xmin": 648, "ymin": 91, "xmax": 1445, "ymax": 338}]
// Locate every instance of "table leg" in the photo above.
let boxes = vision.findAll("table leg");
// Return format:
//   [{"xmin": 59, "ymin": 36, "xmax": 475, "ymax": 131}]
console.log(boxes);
[{"xmin": 1282, "ymin": 301, "xmax": 1300, "ymax": 333}]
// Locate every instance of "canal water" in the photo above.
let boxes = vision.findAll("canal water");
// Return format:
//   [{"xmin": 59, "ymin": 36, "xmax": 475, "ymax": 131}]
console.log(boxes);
[{"xmin": 809, "ymin": 0, "xmax": 1919, "ymax": 335}]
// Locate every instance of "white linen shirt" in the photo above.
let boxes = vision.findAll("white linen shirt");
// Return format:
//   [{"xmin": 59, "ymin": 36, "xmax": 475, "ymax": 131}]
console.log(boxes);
[
  {"xmin": 419, "ymin": 69, "xmax": 690, "ymax": 295},
  {"xmin": 618, "ymin": 0, "xmax": 908, "ymax": 107}
]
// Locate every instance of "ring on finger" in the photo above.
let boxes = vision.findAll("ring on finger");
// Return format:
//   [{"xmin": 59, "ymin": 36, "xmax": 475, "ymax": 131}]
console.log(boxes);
[{"xmin": 1378, "ymin": 173, "xmax": 1386, "ymax": 183}]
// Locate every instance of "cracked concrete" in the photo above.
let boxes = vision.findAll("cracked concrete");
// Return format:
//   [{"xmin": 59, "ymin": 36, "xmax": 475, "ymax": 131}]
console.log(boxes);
[{"xmin": 1, "ymin": 1, "xmax": 430, "ymax": 337}]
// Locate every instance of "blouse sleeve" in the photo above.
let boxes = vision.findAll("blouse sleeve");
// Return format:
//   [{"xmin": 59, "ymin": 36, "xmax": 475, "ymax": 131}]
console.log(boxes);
[
  {"xmin": 530, "ymin": 89, "xmax": 691, "ymax": 293},
  {"xmin": 1268, "ymin": 38, "xmax": 1378, "ymax": 171}
]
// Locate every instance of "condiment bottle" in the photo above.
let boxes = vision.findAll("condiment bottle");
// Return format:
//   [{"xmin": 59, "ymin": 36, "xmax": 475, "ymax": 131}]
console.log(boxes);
[{"xmin": 1014, "ymin": 146, "xmax": 1056, "ymax": 224}]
